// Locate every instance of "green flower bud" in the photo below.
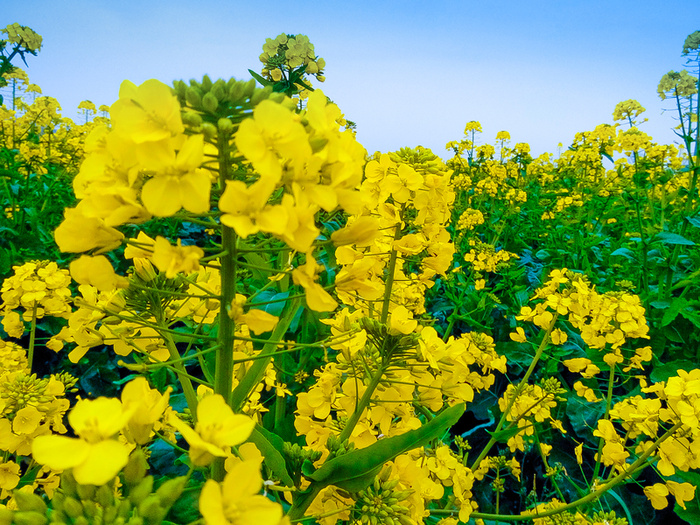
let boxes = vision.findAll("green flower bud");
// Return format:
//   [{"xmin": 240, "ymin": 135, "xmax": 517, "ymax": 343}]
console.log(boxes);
[
  {"xmin": 251, "ymin": 85, "xmax": 273, "ymax": 105},
  {"xmin": 201, "ymin": 122, "xmax": 217, "ymax": 140},
  {"xmin": 12, "ymin": 493, "xmax": 47, "ymax": 514},
  {"xmin": 59, "ymin": 471, "xmax": 78, "ymax": 497},
  {"xmin": 242, "ymin": 78, "xmax": 257, "ymax": 98},
  {"xmin": 76, "ymin": 484, "xmax": 96, "ymax": 501},
  {"xmin": 201, "ymin": 75, "xmax": 213, "ymax": 92},
  {"xmin": 12, "ymin": 512, "xmax": 48, "ymax": 525},
  {"xmin": 155, "ymin": 476, "xmax": 187, "ymax": 508},
  {"xmin": 211, "ymin": 80, "xmax": 226, "ymax": 101},
  {"xmin": 117, "ymin": 500, "xmax": 133, "ymax": 520},
  {"xmin": 218, "ymin": 118, "xmax": 234, "ymax": 134},
  {"xmin": 229, "ymin": 81, "xmax": 245, "ymax": 102},
  {"xmin": 73, "ymin": 517, "xmax": 89, "ymax": 525},
  {"xmin": 173, "ymin": 80, "xmax": 187, "ymax": 100},
  {"xmin": 62, "ymin": 498, "xmax": 84, "ymax": 520},
  {"xmin": 0, "ymin": 508, "xmax": 14, "ymax": 525},
  {"xmin": 96, "ymin": 484, "xmax": 114, "ymax": 509},
  {"xmin": 128, "ymin": 476, "xmax": 154, "ymax": 505},
  {"xmin": 138, "ymin": 496, "xmax": 166, "ymax": 525},
  {"xmin": 202, "ymin": 92, "xmax": 218, "ymax": 113},
  {"xmin": 185, "ymin": 87, "xmax": 202, "ymax": 108},
  {"xmin": 127, "ymin": 517, "xmax": 144, "ymax": 525},
  {"xmin": 268, "ymin": 92, "xmax": 286, "ymax": 104},
  {"xmin": 181, "ymin": 110, "xmax": 203, "ymax": 128},
  {"xmin": 81, "ymin": 501, "xmax": 97, "ymax": 519}
]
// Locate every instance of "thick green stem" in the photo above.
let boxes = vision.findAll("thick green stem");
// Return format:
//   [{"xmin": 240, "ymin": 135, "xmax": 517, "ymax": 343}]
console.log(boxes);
[{"xmin": 380, "ymin": 219, "xmax": 403, "ymax": 324}]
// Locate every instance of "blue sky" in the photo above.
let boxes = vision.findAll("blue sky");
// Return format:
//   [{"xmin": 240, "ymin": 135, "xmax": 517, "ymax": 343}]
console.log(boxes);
[{"xmin": 3, "ymin": 1, "xmax": 698, "ymax": 159}]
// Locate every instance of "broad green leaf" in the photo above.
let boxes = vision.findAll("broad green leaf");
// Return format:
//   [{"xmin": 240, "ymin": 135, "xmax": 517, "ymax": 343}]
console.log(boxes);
[
  {"xmin": 610, "ymin": 247, "xmax": 637, "ymax": 261},
  {"xmin": 307, "ymin": 403, "xmax": 465, "ymax": 490},
  {"xmin": 680, "ymin": 308, "xmax": 700, "ymax": 329},
  {"xmin": 662, "ymin": 298, "xmax": 690, "ymax": 327},
  {"xmin": 686, "ymin": 214, "xmax": 700, "ymax": 229},
  {"xmin": 248, "ymin": 425, "xmax": 294, "ymax": 487},
  {"xmin": 655, "ymin": 231, "xmax": 695, "ymax": 246},
  {"xmin": 650, "ymin": 360, "xmax": 697, "ymax": 383}
]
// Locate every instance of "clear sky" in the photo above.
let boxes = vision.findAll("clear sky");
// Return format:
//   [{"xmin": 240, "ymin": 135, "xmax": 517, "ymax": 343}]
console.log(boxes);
[{"xmin": 3, "ymin": 1, "xmax": 698, "ymax": 159}]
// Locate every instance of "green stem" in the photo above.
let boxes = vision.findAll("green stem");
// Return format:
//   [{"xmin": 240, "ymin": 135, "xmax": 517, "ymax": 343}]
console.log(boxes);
[
  {"xmin": 27, "ymin": 301, "xmax": 38, "ymax": 373},
  {"xmin": 470, "ymin": 318, "xmax": 556, "ymax": 470},
  {"xmin": 380, "ymin": 213, "xmax": 404, "ymax": 323}
]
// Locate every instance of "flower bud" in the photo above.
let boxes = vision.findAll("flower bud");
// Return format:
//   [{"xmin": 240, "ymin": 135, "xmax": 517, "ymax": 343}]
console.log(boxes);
[
  {"xmin": 133, "ymin": 258, "xmax": 158, "ymax": 282},
  {"xmin": 242, "ymin": 78, "xmax": 257, "ymax": 98},
  {"xmin": 251, "ymin": 85, "xmax": 273, "ymax": 105},
  {"xmin": 155, "ymin": 476, "xmax": 187, "ymax": 508},
  {"xmin": 12, "ymin": 493, "xmax": 47, "ymax": 514},
  {"xmin": 76, "ymin": 484, "xmax": 96, "ymax": 501},
  {"xmin": 128, "ymin": 476, "xmax": 154, "ymax": 505},
  {"xmin": 11, "ymin": 512, "xmax": 48, "ymax": 525},
  {"xmin": 62, "ymin": 497, "xmax": 84, "ymax": 520},
  {"xmin": 185, "ymin": 87, "xmax": 202, "ymax": 108},
  {"xmin": 202, "ymin": 93, "xmax": 218, "ymax": 113},
  {"xmin": 96, "ymin": 484, "xmax": 114, "ymax": 509},
  {"xmin": 0, "ymin": 508, "xmax": 13, "ymax": 525},
  {"xmin": 138, "ymin": 496, "xmax": 166, "ymax": 525},
  {"xmin": 218, "ymin": 118, "xmax": 234, "ymax": 134},
  {"xmin": 201, "ymin": 75, "xmax": 213, "ymax": 92},
  {"xmin": 181, "ymin": 110, "xmax": 203, "ymax": 128},
  {"xmin": 211, "ymin": 79, "xmax": 226, "ymax": 101},
  {"xmin": 174, "ymin": 80, "xmax": 187, "ymax": 99},
  {"xmin": 201, "ymin": 122, "xmax": 217, "ymax": 140},
  {"xmin": 229, "ymin": 81, "xmax": 245, "ymax": 101}
]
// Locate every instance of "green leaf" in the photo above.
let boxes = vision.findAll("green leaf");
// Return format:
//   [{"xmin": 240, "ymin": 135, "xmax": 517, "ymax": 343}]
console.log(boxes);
[
  {"xmin": 686, "ymin": 214, "xmax": 700, "ymax": 229},
  {"xmin": 654, "ymin": 231, "xmax": 696, "ymax": 246},
  {"xmin": 307, "ymin": 403, "xmax": 465, "ymax": 491},
  {"xmin": 680, "ymin": 308, "xmax": 700, "ymax": 329},
  {"xmin": 662, "ymin": 298, "xmax": 691, "ymax": 327},
  {"xmin": 487, "ymin": 422, "xmax": 534, "ymax": 443},
  {"xmin": 650, "ymin": 360, "xmax": 697, "ymax": 383},
  {"xmin": 248, "ymin": 69, "xmax": 271, "ymax": 87},
  {"xmin": 610, "ymin": 247, "xmax": 637, "ymax": 261},
  {"xmin": 248, "ymin": 425, "xmax": 294, "ymax": 487}
]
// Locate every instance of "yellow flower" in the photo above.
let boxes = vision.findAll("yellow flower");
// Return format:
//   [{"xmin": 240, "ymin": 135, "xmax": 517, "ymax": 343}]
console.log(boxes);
[
  {"xmin": 110, "ymin": 79, "xmax": 184, "ymax": 143},
  {"xmin": 291, "ymin": 256, "xmax": 338, "ymax": 313},
  {"xmin": 219, "ymin": 179, "xmax": 288, "ymax": 238},
  {"xmin": 199, "ymin": 459, "xmax": 283, "ymax": 525},
  {"xmin": 70, "ymin": 255, "xmax": 129, "ymax": 292},
  {"xmin": 170, "ymin": 394, "xmax": 255, "ymax": 466},
  {"xmin": 0, "ymin": 460, "xmax": 21, "ymax": 491},
  {"xmin": 666, "ymin": 481, "xmax": 696, "ymax": 510},
  {"xmin": 151, "ymin": 237, "xmax": 204, "ymax": 278},
  {"xmin": 32, "ymin": 397, "xmax": 134, "ymax": 485},
  {"xmin": 121, "ymin": 377, "xmax": 172, "ymax": 445},
  {"xmin": 389, "ymin": 305, "xmax": 418, "ymax": 335},
  {"xmin": 54, "ymin": 207, "xmax": 124, "ymax": 254},
  {"xmin": 644, "ymin": 483, "xmax": 669, "ymax": 510}
]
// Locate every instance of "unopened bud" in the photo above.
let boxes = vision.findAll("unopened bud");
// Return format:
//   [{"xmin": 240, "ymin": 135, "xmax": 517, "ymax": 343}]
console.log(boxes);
[
  {"xmin": 133, "ymin": 258, "xmax": 158, "ymax": 282},
  {"xmin": 128, "ymin": 476, "xmax": 154, "ymax": 505},
  {"xmin": 0, "ymin": 508, "xmax": 13, "ymax": 525},
  {"xmin": 138, "ymin": 495, "xmax": 166, "ymax": 525},
  {"xmin": 62, "ymin": 498, "xmax": 84, "ymax": 520},
  {"xmin": 211, "ymin": 80, "xmax": 226, "ymax": 101},
  {"xmin": 123, "ymin": 449, "xmax": 149, "ymax": 486},
  {"xmin": 251, "ymin": 85, "xmax": 273, "ymax": 105},
  {"xmin": 13, "ymin": 512, "xmax": 48, "ymax": 525},
  {"xmin": 76, "ymin": 484, "xmax": 95, "ymax": 501},
  {"xmin": 95, "ymin": 484, "xmax": 114, "ymax": 508},
  {"xmin": 201, "ymin": 122, "xmax": 217, "ymax": 140},
  {"xmin": 155, "ymin": 476, "xmax": 187, "ymax": 508},
  {"xmin": 229, "ymin": 81, "xmax": 245, "ymax": 101},
  {"xmin": 202, "ymin": 93, "xmax": 218, "ymax": 113},
  {"xmin": 201, "ymin": 75, "xmax": 213, "ymax": 92},
  {"xmin": 12, "ymin": 493, "xmax": 47, "ymax": 514},
  {"xmin": 242, "ymin": 78, "xmax": 257, "ymax": 98},
  {"xmin": 182, "ymin": 110, "xmax": 203, "ymax": 128},
  {"xmin": 185, "ymin": 87, "xmax": 202, "ymax": 108},
  {"xmin": 218, "ymin": 118, "xmax": 234, "ymax": 134}
]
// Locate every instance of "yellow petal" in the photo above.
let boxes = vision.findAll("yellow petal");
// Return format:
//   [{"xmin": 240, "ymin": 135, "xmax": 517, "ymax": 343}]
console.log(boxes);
[
  {"xmin": 72, "ymin": 440, "xmax": 131, "ymax": 485},
  {"xmin": 32, "ymin": 435, "xmax": 89, "ymax": 471}
]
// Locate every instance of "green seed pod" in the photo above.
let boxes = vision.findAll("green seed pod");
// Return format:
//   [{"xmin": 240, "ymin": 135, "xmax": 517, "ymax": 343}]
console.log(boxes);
[
  {"xmin": 250, "ymin": 85, "xmax": 273, "ymax": 105},
  {"xmin": 155, "ymin": 477, "xmax": 187, "ymax": 508},
  {"xmin": 201, "ymin": 75, "xmax": 213, "ymax": 92},
  {"xmin": 62, "ymin": 498, "xmax": 84, "ymax": 520},
  {"xmin": 185, "ymin": 87, "xmax": 202, "ymax": 108},
  {"xmin": 202, "ymin": 93, "xmax": 218, "ymax": 113},
  {"xmin": 201, "ymin": 122, "xmax": 217, "ymax": 141},
  {"xmin": 12, "ymin": 493, "xmax": 47, "ymax": 514},
  {"xmin": 12, "ymin": 512, "xmax": 48, "ymax": 525},
  {"xmin": 218, "ymin": 118, "xmax": 234, "ymax": 134},
  {"xmin": 128, "ymin": 476, "xmax": 154, "ymax": 506},
  {"xmin": 242, "ymin": 78, "xmax": 257, "ymax": 98}
]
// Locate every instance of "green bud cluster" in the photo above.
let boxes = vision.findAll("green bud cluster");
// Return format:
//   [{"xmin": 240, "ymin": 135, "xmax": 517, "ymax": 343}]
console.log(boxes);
[
  {"xmin": 325, "ymin": 434, "xmax": 355, "ymax": 459},
  {"xmin": 282, "ymin": 442, "xmax": 322, "ymax": 487},
  {"xmin": 1, "ymin": 373, "xmax": 52, "ymax": 415},
  {"xmin": 352, "ymin": 469, "xmax": 414, "ymax": 525},
  {"xmin": 172, "ymin": 75, "xmax": 295, "ymax": 139},
  {"xmin": 9, "ymin": 451, "xmax": 188, "ymax": 525},
  {"xmin": 359, "ymin": 318, "xmax": 420, "ymax": 363},
  {"xmin": 389, "ymin": 147, "xmax": 444, "ymax": 175}
]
